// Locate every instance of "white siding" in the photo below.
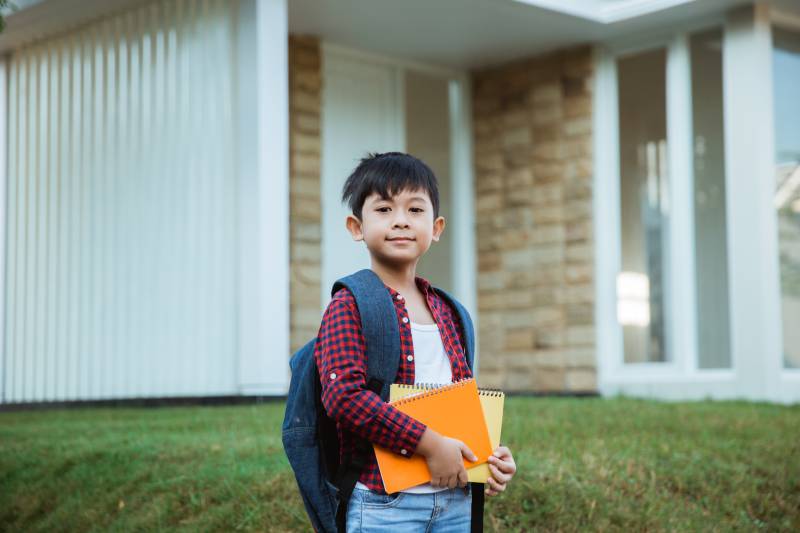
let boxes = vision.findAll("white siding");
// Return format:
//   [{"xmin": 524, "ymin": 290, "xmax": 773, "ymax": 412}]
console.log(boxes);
[{"xmin": 3, "ymin": 0, "xmax": 241, "ymax": 403}]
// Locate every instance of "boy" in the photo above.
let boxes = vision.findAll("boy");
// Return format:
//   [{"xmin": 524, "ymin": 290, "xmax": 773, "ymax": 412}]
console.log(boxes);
[{"xmin": 314, "ymin": 152, "xmax": 517, "ymax": 532}]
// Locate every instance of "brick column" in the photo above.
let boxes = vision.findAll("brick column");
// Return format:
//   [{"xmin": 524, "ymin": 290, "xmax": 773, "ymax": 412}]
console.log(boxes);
[
  {"xmin": 288, "ymin": 35, "xmax": 322, "ymax": 352},
  {"xmin": 471, "ymin": 47, "xmax": 596, "ymax": 393}
]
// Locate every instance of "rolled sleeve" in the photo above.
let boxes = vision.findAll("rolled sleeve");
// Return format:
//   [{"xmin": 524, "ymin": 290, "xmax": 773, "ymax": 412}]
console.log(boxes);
[{"xmin": 378, "ymin": 404, "xmax": 426, "ymax": 458}]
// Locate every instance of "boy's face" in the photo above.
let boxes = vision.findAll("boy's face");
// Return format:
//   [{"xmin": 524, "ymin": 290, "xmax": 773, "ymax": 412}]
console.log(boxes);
[{"xmin": 346, "ymin": 188, "xmax": 445, "ymax": 268}]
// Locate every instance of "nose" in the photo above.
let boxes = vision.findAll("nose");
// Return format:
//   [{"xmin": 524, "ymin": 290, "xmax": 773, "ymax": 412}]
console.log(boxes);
[{"xmin": 392, "ymin": 210, "xmax": 410, "ymax": 228}]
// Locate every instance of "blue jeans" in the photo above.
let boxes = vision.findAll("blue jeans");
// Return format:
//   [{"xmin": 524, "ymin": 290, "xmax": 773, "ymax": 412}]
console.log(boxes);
[{"xmin": 346, "ymin": 485, "xmax": 472, "ymax": 532}]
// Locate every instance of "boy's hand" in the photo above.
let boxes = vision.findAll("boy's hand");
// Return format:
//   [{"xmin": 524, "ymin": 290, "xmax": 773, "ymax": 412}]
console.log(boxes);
[
  {"xmin": 417, "ymin": 428, "xmax": 477, "ymax": 489},
  {"xmin": 485, "ymin": 445, "xmax": 516, "ymax": 496}
]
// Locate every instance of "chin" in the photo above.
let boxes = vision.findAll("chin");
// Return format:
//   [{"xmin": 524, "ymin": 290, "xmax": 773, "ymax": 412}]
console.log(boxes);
[{"xmin": 377, "ymin": 249, "xmax": 421, "ymax": 262}]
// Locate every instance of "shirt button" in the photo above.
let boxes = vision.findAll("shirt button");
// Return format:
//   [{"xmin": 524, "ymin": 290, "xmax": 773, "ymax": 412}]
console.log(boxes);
[
  {"xmin": 397, "ymin": 294, "xmax": 404, "ymax": 300},
  {"xmin": 330, "ymin": 373, "xmax": 336, "ymax": 380},
  {"xmin": 407, "ymin": 355, "xmax": 414, "ymax": 362},
  {"xmin": 402, "ymin": 317, "xmax": 409, "ymax": 324},
  {"xmin": 400, "ymin": 449, "xmax": 407, "ymax": 455}
]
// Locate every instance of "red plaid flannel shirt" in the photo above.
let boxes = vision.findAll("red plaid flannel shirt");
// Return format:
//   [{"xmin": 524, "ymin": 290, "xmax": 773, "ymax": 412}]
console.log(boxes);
[{"xmin": 314, "ymin": 275, "xmax": 472, "ymax": 494}]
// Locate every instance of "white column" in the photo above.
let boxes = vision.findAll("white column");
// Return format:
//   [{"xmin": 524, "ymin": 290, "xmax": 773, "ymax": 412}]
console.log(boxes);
[
  {"xmin": 723, "ymin": 5, "xmax": 782, "ymax": 401},
  {"xmin": 449, "ymin": 76, "xmax": 479, "ymax": 375},
  {"xmin": 592, "ymin": 46, "xmax": 624, "ymax": 394},
  {"xmin": 238, "ymin": 0, "xmax": 290, "ymax": 395},
  {"xmin": 666, "ymin": 34, "xmax": 699, "ymax": 374}
]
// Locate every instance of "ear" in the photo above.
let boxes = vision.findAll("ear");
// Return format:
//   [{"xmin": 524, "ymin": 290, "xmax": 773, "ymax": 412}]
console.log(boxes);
[
  {"xmin": 346, "ymin": 214, "xmax": 364, "ymax": 241},
  {"xmin": 432, "ymin": 216, "xmax": 446, "ymax": 242}
]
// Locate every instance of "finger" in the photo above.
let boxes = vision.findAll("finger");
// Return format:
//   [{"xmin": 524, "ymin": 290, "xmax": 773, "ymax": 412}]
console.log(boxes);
[
  {"xmin": 493, "ymin": 445, "xmax": 511, "ymax": 458},
  {"xmin": 486, "ymin": 475, "xmax": 506, "ymax": 493},
  {"xmin": 431, "ymin": 477, "xmax": 441, "ymax": 488},
  {"xmin": 489, "ymin": 464, "xmax": 512, "ymax": 483},
  {"xmin": 488, "ymin": 453, "xmax": 514, "ymax": 466},
  {"xmin": 488, "ymin": 463, "xmax": 512, "ymax": 483},
  {"xmin": 505, "ymin": 458, "xmax": 517, "ymax": 474},
  {"xmin": 488, "ymin": 455, "xmax": 517, "ymax": 474},
  {"xmin": 458, "ymin": 469, "xmax": 468, "ymax": 488},
  {"xmin": 448, "ymin": 475, "xmax": 458, "ymax": 489},
  {"xmin": 460, "ymin": 442, "xmax": 478, "ymax": 462}
]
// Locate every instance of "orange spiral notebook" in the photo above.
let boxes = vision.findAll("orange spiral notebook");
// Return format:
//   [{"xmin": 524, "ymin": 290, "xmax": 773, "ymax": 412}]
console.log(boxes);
[
  {"xmin": 373, "ymin": 378, "xmax": 494, "ymax": 494},
  {"xmin": 390, "ymin": 383, "xmax": 505, "ymax": 484}
]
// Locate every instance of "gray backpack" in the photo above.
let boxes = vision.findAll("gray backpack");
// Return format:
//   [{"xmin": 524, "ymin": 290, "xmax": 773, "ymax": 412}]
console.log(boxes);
[{"xmin": 281, "ymin": 269, "xmax": 483, "ymax": 532}]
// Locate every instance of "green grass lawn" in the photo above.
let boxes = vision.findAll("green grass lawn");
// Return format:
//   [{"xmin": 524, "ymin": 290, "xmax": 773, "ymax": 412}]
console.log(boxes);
[{"xmin": 1, "ymin": 397, "xmax": 798, "ymax": 532}]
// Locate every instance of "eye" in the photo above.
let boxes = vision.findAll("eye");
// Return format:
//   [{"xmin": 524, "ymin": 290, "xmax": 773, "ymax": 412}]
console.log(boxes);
[
  {"xmin": 376, "ymin": 206, "xmax": 391, "ymax": 213},
  {"xmin": 410, "ymin": 208, "xmax": 424, "ymax": 213}
]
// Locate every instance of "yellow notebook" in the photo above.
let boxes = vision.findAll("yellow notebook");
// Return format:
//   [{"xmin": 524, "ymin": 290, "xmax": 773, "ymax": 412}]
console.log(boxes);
[{"xmin": 390, "ymin": 382, "xmax": 505, "ymax": 484}]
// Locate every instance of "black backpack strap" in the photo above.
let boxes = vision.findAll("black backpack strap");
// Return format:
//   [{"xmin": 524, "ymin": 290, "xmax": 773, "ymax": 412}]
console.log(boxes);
[
  {"xmin": 330, "ymin": 269, "xmax": 402, "ymax": 532},
  {"xmin": 471, "ymin": 482, "xmax": 484, "ymax": 532}
]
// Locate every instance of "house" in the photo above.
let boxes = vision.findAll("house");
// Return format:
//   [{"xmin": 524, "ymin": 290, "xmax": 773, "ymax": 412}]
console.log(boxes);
[{"xmin": 0, "ymin": 0, "xmax": 798, "ymax": 406}]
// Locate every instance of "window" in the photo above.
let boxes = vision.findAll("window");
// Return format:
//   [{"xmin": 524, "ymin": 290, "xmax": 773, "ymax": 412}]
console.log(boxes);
[
  {"xmin": 616, "ymin": 48, "xmax": 669, "ymax": 363},
  {"xmin": 773, "ymin": 27, "xmax": 800, "ymax": 369},
  {"xmin": 690, "ymin": 28, "xmax": 731, "ymax": 369}
]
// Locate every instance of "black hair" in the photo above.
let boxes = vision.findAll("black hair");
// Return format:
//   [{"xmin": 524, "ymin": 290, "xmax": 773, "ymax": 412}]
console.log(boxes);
[{"xmin": 341, "ymin": 152, "xmax": 440, "ymax": 220}]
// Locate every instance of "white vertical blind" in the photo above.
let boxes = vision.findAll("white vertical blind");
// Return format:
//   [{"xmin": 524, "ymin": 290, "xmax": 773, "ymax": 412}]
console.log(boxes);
[{"xmin": 3, "ymin": 0, "xmax": 240, "ymax": 403}]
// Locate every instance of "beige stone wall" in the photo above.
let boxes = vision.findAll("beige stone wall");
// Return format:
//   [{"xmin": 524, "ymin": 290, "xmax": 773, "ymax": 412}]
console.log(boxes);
[
  {"xmin": 471, "ymin": 47, "xmax": 597, "ymax": 393},
  {"xmin": 289, "ymin": 35, "xmax": 323, "ymax": 352}
]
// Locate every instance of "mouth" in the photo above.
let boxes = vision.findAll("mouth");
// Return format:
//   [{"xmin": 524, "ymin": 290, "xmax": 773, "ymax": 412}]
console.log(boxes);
[{"xmin": 386, "ymin": 237, "xmax": 416, "ymax": 242}]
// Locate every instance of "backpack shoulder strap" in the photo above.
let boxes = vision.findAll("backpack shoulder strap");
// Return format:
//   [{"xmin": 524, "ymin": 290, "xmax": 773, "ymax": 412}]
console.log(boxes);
[
  {"xmin": 431, "ymin": 286, "xmax": 476, "ymax": 372},
  {"xmin": 332, "ymin": 269, "xmax": 401, "ymax": 399},
  {"xmin": 330, "ymin": 269, "xmax": 402, "ymax": 532}
]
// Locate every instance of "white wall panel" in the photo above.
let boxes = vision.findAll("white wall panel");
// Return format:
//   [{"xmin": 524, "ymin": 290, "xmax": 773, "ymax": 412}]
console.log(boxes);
[
  {"xmin": 320, "ymin": 45, "xmax": 405, "ymax": 307},
  {"xmin": 2, "ymin": 0, "xmax": 241, "ymax": 403}
]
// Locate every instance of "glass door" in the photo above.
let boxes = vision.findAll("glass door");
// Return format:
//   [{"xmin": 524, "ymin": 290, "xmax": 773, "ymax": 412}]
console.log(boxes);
[{"xmin": 773, "ymin": 27, "xmax": 800, "ymax": 370}]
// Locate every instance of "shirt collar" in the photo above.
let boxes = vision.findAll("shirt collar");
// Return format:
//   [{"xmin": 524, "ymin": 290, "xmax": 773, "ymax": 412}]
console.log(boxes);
[
  {"xmin": 414, "ymin": 276, "xmax": 433, "ymax": 296},
  {"xmin": 380, "ymin": 275, "xmax": 433, "ymax": 299}
]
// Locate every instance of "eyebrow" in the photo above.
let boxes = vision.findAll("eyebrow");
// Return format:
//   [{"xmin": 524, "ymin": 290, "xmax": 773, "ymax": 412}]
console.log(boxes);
[{"xmin": 373, "ymin": 196, "xmax": 428, "ymax": 204}]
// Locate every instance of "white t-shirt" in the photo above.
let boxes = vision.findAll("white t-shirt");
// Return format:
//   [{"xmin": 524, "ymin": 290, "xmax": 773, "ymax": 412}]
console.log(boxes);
[{"xmin": 356, "ymin": 321, "xmax": 453, "ymax": 494}]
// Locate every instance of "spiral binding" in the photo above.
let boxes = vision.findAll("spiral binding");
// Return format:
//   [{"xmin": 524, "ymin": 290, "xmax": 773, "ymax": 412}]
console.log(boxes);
[
  {"xmin": 390, "ymin": 378, "xmax": 473, "ymax": 406},
  {"xmin": 391, "ymin": 378, "xmax": 505, "ymax": 403},
  {"xmin": 477, "ymin": 388, "xmax": 504, "ymax": 398}
]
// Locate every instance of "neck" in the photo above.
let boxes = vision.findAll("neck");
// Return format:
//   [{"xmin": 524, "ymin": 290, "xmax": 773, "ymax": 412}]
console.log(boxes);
[{"xmin": 370, "ymin": 259, "xmax": 418, "ymax": 293}]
